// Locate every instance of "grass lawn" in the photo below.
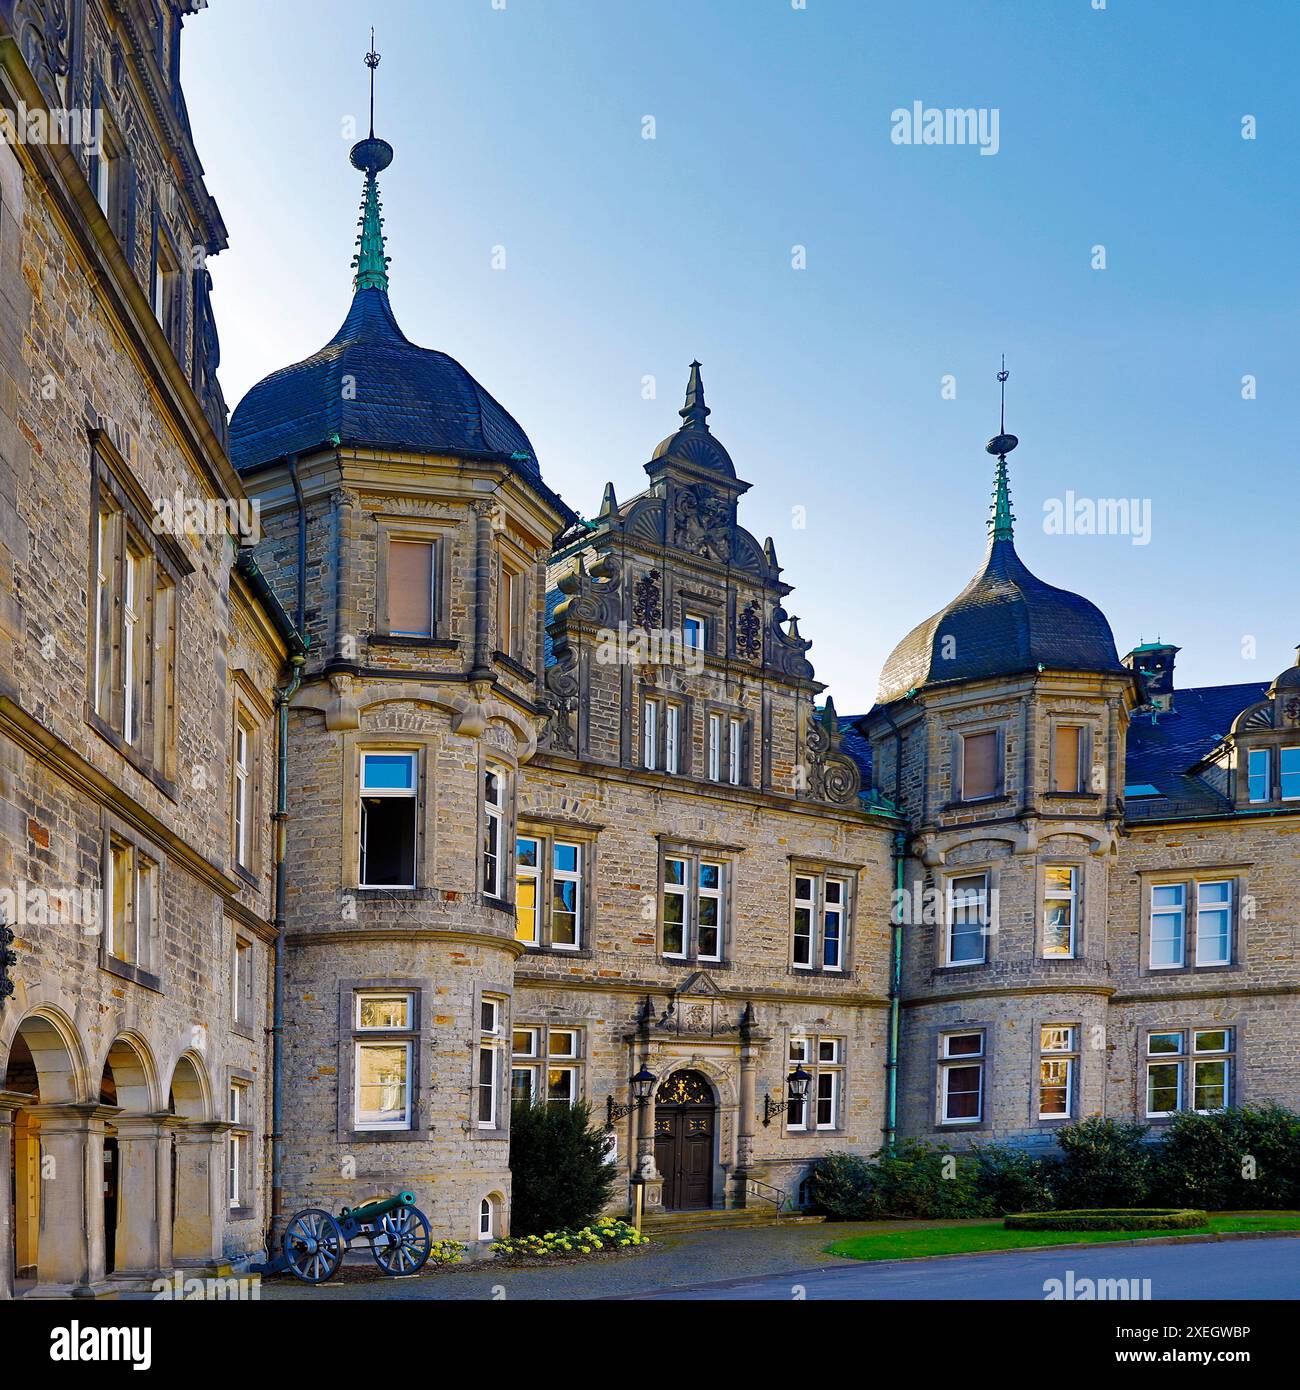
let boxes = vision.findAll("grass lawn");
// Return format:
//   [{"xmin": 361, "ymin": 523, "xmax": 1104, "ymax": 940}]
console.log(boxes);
[{"xmin": 827, "ymin": 1212, "xmax": 1300, "ymax": 1262}]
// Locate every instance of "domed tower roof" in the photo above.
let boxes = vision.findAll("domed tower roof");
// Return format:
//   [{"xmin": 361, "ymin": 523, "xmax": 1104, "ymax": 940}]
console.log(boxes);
[
  {"xmin": 229, "ymin": 56, "xmax": 547, "ymax": 491},
  {"xmin": 649, "ymin": 361, "xmax": 737, "ymax": 475},
  {"xmin": 876, "ymin": 370, "xmax": 1127, "ymax": 706}
]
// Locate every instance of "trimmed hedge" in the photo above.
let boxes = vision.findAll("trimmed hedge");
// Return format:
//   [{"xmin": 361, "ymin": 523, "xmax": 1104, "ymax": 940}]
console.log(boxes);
[{"xmin": 1005, "ymin": 1208, "xmax": 1207, "ymax": 1232}]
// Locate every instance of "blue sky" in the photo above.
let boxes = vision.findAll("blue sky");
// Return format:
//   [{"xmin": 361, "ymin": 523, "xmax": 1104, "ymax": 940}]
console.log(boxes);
[{"xmin": 182, "ymin": 0, "xmax": 1299, "ymax": 709}]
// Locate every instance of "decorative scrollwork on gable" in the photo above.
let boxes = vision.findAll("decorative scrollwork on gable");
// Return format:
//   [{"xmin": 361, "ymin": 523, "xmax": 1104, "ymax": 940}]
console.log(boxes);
[
  {"xmin": 768, "ymin": 604, "xmax": 815, "ymax": 681},
  {"xmin": 735, "ymin": 600, "xmax": 762, "ymax": 662},
  {"xmin": 802, "ymin": 706, "xmax": 861, "ymax": 807}
]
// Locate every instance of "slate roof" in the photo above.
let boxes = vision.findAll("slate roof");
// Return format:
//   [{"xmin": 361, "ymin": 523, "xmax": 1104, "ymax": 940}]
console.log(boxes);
[
  {"xmin": 876, "ymin": 535, "xmax": 1129, "ymax": 705},
  {"xmin": 230, "ymin": 286, "xmax": 551, "ymax": 488},
  {"xmin": 543, "ymin": 586, "xmax": 565, "ymax": 669},
  {"xmin": 1123, "ymin": 681, "xmax": 1267, "ymax": 821},
  {"xmin": 836, "ymin": 715, "xmax": 873, "ymax": 786}
]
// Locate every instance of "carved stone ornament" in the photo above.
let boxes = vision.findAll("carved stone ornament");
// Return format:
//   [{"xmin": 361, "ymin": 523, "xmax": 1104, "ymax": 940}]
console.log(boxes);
[
  {"xmin": 736, "ymin": 600, "xmax": 762, "ymax": 661},
  {"xmin": 672, "ymin": 484, "xmax": 732, "ymax": 563},
  {"xmin": 803, "ymin": 707, "xmax": 861, "ymax": 806},
  {"xmin": 14, "ymin": 0, "xmax": 71, "ymax": 108},
  {"xmin": 1286, "ymin": 697, "xmax": 1300, "ymax": 726},
  {"xmin": 631, "ymin": 569, "xmax": 663, "ymax": 631}
]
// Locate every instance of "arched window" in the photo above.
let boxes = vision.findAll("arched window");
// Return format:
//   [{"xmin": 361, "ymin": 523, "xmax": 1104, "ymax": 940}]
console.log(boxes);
[{"xmin": 478, "ymin": 1197, "xmax": 494, "ymax": 1241}]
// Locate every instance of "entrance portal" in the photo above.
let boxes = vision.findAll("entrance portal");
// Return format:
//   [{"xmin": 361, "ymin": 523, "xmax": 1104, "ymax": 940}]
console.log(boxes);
[{"xmin": 653, "ymin": 1070, "xmax": 715, "ymax": 1210}]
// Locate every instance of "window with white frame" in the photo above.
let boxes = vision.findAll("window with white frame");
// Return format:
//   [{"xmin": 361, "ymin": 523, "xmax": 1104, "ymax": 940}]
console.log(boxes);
[
  {"xmin": 784, "ymin": 1035, "xmax": 844, "ymax": 1132},
  {"xmin": 643, "ymin": 697, "xmax": 685, "ymax": 774},
  {"xmin": 1149, "ymin": 878, "xmax": 1234, "ymax": 969},
  {"xmin": 1247, "ymin": 747, "xmax": 1270, "ymax": 803},
  {"xmin": 660, "ymin": 851, "xmax": 726, "ymax": 962},
  {"xmin": 233, "ymin": 713, "xmax": 256, "ymax": 871},
  {"xmin": 482, "ymin": 767, "xmax": 507, "ymax": 899},
  {"xmin": 1043, "ymin": 866, "xmax": 1078, "ymax": 958},
  {"xmin": 939, "ymin": 1032, "xmax": 984, "ymax": 1124},
  {"xmin": 1039, "ymin": 1025, "xmax": 1077, "ymax": 1119},
  {"xmin": 360, "ymin": 752, "xmax": 417, "ymax": 888},
  {"xmin": 478, "ymin": 1197, "xmax": 495, "ymax": 1241},
  {"xmin": 227, "ymin": 1080, "xmax": 250, "ymax": 1209},
  {"xmin": 510, "ymin": 1025, "xmax": 581, "ymax": 1108},
  {"xmin": 642, "ymin": 698, "xmax": 659, "ymax": 771},
  {"xmin": 682, "ymin": 612, "xmax": 707, "ymax": 651},
  {"xmin": 945, "ymin": 873, "xmax": 988, "ymax": 965},
  {"xmin": 707, "ymin": 713, "xmax": 722, "ymax": 782},
  {"xmin": 666, "ymin": 703, "xmax": 681, "ymax": 774},
  {"xmin": 1282, "ymin": 747, "xmax": 1300, "ymax": 800},
  {"xmin": 792, "ymin": 871, "xmax": 850, "ymax": 972},
  {"xmin": 107, "ymin": 837, "xmax": 156, "ymax": 970},
  {"xmin": 477, "ymin": 997, "xmax": 506, "ymax": 1129},
  {"xmin": 1146, "ymin": 1028, "xmax": 1233, "ymax": 1117},
  {"xmin": 728, "ymin": 715, "xmax": 745, "ymax": 785},
  {"xmin": 354, "ymin": 992, "xmax": 414, "ymax": 1131},
  {"xmin": 233, "ymin": 936, "xmax": 253, "ymax": 1029},
  {"xmin": 514, "ymin": 832, "xmax": 586, "ymax": 950}
]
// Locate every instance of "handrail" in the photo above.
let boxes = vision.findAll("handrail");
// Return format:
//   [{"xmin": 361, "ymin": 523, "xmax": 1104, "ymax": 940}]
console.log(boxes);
[{"xmin": 746, "ymin": 1178, "xmax": 788, "ymax": 1213}]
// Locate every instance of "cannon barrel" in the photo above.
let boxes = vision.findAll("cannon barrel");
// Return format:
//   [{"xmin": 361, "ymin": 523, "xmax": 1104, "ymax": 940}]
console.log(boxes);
[{"xmin": 342, "ymin": 1191, "xmax": 416, "ymax": 1224}]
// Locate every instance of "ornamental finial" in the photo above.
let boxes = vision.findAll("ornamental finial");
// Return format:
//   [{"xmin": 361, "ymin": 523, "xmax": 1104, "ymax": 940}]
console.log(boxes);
[
  {"xmin": 985, "ymin": 357, "xmax": 1017, "ymax": 542},
  {"xmin": 349, "ymin": 31, "xmax": 394, "ymax": 291}
]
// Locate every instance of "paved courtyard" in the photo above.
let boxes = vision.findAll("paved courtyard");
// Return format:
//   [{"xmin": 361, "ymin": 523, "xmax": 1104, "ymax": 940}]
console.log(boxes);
[{"xmin": 256, "ymin": 1224, "xmax": 1300, "ymax": 1302}]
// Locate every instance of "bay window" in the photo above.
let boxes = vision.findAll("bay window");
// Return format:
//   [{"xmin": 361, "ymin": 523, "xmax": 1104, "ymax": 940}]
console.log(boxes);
[
  {"xmin": 1038, "ymin": 1025, "xmax": 1077, "ymax": 1119},
  {"xmin": 945, "ymin": 873, "xmax": 989, "ymax": 965},
  {"xmin": 354, "ymin": 991, "xmax": 414, "ymax": 1130},
  {"xmin": 1042, "ymin": 866, "xmax": 1078, "ymax": 958},
  {"xmin": 359, "ymin": 752, "xmax": 417, "ymax": 889}
]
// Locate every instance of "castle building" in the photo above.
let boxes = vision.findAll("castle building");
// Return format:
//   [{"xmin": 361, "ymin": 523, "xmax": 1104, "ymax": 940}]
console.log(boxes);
[{"xmin": 0, "ymin": 9, "xmax": 1296, "ymax": 1296}]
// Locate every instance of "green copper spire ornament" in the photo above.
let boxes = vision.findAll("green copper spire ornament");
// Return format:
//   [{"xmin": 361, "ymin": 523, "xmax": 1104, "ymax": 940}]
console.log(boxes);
[
  {"xmin": 349, "ymin": 30, "xmax": 393, "ymax": 292},
  {"xmin": 985, "ymin": 356, "xmax": 1018, "ymax": 542}
]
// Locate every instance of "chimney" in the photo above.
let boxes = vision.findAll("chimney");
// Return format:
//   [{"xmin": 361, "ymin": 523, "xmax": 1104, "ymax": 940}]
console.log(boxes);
[{"xmin": 1122, "ymin": 641, "xmax": 1180, "ymax": 712}]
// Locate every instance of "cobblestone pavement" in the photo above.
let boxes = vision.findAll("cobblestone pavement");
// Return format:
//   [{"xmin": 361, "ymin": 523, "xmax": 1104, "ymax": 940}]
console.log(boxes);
[{"xmin": 258, "ymin": 1221, "xmax": 863, "ymax": 1301}]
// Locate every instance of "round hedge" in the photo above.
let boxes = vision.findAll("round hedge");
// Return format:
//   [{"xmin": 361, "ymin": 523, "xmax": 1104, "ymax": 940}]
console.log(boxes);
[{"xmin": 1004, "ymin": 1208, "xmax": 1207, "ymax": 1232}]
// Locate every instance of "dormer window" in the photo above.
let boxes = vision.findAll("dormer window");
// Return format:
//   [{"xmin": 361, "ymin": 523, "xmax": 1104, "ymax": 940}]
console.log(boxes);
[
  {"xmin": 1282, "ymin": 747, "xmax": 1300, "ymax": 801},
  {"xmin": 1247, "ymin": 748, "xmax": 1270, "ymax": 803}
]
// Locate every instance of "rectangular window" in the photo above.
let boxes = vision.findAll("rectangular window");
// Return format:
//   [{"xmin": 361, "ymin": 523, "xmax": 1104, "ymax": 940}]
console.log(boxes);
[
  {"xmin": 360, "ymin": 752, "xmax": 417, "ymax": 889},
  {"xmin": 352, "ymin": 991, "xmax": 415, "ymax": 1132},
  {"xmin": 939, "ymin": 1032, "xmax": 984, "ymax": 1124},
  {"xmin": 93, "ymin": 507, "xmax": 115, "ymax": 717},
  {"xmin": 122, "ymin": 546, "xmax": 144, "ymax": 746},
  {"xmin": 792, "ymin": 876, "xmax": 815, "ymax": 968},
  {"xmin": 1281, "ymin": 747, "xmax": 1300, "ymax": 801},
  {"xmin": 482, "ymin": 767, "xmax": 506, "ymax": 898},
  {"xmin": 643, "ymin": 698, "xmax": 659, "ymax": 771},
  {"xmin": 233, "ymin": 938, "xmax": 253, "ymax": 1028},
  {"xmin": 683, "ymin": 613, "xmax": 706, "ymax": 651},
  {"xmin": 108, "ymin": 839, "xmax": 155, "ymax": 969},
  {"xmin": 515, "ymin": 836, "xmax": 540, "ymax": 945},
  {"xmin": 787, "ymin": 1037, "xmax": 809, "ymax": 1130},
  {"xmin": 946, "ymin": 873, "xmax": 988, "ymax": 965},
  {"xmin": 477, "ymin": 997, "xmax": 504, "ymax": 1129},
  {"xmin": 227, "ymin": 1082, "xmax": 249, "ymax": 1209},
  {"xmin": 1043, "ymin": 866, "xmax": 1077, "ymax": 958},
  {"xmin": 1145, "ymin": 1029, "xmax": 1234, "ymax": 1117},
  {"xmin": 660, "ymin": 851, "xmax": 727, "ymax": 962},
  {"xmin": 1149, "ymin": 883, "xmax": 1186, "ymax": 968},
  {"xmin": 791, "ymin": 871, "xmax": 849, "ymax": 972},
  {"xmin": 707, "ymin": 713, "xmax": 722, "ymax": 782},
  {"xmin": 816, "ymin": 1038, "xmax": 842, "ymax": 1129},
  {"xmin": 662, "ymin": 857, "xmax": 688, "ymax": 957},
  {"xmin": 1053, "ymin": 725, "xmax": 1083, "ymax": 793},
  {"xmin": 497, "ymin": 559, "xmax": 524, "ymax": 662},
  {"xmin": 1039, "ymin": 1025, "xmax": 1077, "ymax": 1119},
  {"xmin": 1194, "ymin": 880, "xmax": 1232, "ymax": 966},
  {"xmin": 728, "ymin": 716, "xmax": 744, "ymax": 786},
  {"xmin": 510, "ymin": 1026, "xmax": 582, "ymax": 1109},
  {"xmin": 1247, "ymin": 747, "xmax": 1270, "ymax": 803},
  {"xmin": 551, "ymin": 842, "xmax": 582, "ymax": 948},
  {"xmin": 151, "ymin": 224, "xmax": 180, "ymax": 351},
  {"xmin": 665, "ymin": 703, "xmax": 680, "ymax": 775},
  {"xmin": 960, "ymin": 730, "xmax": 999, "ymax": 801},
  {"xmin": 388, "ymin": 539, "xmax": 435, "ymax": 637},
  {"xmin": 233, "ymin": 716, "xmax": 253, "ymax": 870}
]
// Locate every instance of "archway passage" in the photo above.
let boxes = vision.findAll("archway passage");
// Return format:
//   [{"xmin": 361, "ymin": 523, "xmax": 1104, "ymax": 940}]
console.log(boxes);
[{"xmin": 653, "ymin": 1070, "xmax": 715, "ymax": 1211}]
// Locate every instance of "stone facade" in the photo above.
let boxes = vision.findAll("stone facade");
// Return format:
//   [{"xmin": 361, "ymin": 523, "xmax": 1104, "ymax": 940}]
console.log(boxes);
[{"xmin": 0, "ymin": 0, "xmax": 288, "ymax": 1297}]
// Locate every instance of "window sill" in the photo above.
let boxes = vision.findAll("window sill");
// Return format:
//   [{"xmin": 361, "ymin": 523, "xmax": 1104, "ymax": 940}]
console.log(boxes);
[
  {"xmin": 493, "ymin": 651, "xmax": 537, "ymax": 682},
  {"xmin": 790, "ymin": 966, "xmax": 854, "ymax": 980},
  {"xmin": 345, "ymin": 1127, "xmax": 434, "ymax": 1144},
  {"xmin": 1043, "ymin": 790, "xmax": 1101, "ymax": 801},
  {"xmin": 233, "ymin": 863, "xmax": 259, "ymax": 890},
  {"xmin": 661, "ymin": 957, "xmax": 732, "ymax": 970},
  {"xmin": 367, "ymin": 633, "xmax": 459, "ymax": 651},
  {"xmin": 226, "ymin": 1205, "xmax": 255, "ymax": 1222},
  {"xmin": 231, "ymin": 1021, "xmax": 257, "ymax": 1042},
  {"xmin": 85, "ymin": 706, "xmax": 178, "ymax": 801},
  {"xmin": 101, "ymin": 955, "xmax": 162, "ymax": 993},
  {"xmin": 944, "ymin": 795, "xmax": 1010, "ymax": 811},
  {"xmin": 934, "ymin": 960, "xmax": 989, "ymax": 973},
  {"xmin": 521, "ymin": 944, "xmax": 594, "ymax": 961}
]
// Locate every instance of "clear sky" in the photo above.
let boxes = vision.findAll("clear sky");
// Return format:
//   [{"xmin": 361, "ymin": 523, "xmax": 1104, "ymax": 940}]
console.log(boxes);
[{"xmin": 181, "ymin": 0, "xmax": 1299, "ymax": 711}]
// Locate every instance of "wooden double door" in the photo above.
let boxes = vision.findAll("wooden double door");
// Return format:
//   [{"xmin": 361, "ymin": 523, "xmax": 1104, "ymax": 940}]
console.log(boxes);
[{"xmin": 653, "ymin": 1070, "xmax": 716, "ymax": 1210}]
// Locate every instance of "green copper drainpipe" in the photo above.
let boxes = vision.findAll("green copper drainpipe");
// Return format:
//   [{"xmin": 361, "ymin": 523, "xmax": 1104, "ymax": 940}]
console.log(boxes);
[{"xmin": 885, "ymin": 828, "xmax": 905, "ymax": 1152}]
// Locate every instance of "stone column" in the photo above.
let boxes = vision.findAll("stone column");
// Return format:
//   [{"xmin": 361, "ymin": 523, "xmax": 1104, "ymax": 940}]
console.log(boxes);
[
  {"xmin": 109, "ymin": 1114, "xmax": 173, "ymax": 1282},
  {"xmin": 737, "ymin": 1040, "xmax": 757, "ymax": 1183},
  {"xmin": 172, "ymin": 1120, "xmax": 232, "ymax": 1270},
  {"xmin": 23, "ymin": 1102, "xmax": 117, "ymax": 1295},
  {"xmin": 0, "ymin": 1093, "xmax": 27, "ymax": 1301}
]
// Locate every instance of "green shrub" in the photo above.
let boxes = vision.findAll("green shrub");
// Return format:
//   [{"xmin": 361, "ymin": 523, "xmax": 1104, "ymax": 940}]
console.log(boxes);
[
  {"xmin": 810, "ymin": 1142, "xmax": 989, "ymax": 1221},
  {"xmin": 809, "ymin": 1152, "xmax": 878, "ymax": 1221},
  {"xmin": 971, "ymin": 1143, "xmax": 1058, "ymax": 1214},
  {"xmin": 1053, "ymin": 1117, "xmax": 1154, "ymax": 1208},
  {"xmin": 1005, "ymin": 1208, "xmax": 1206, "ymax": 1232},
  {"xmin": 508, "ymin": 1100, "xmax": 619, "ymax": 1236},
  {"xmin": 1152, "ymin": 1105, "xmax": 1300, "ymax": 1210},
  {"xmin": 490, "ymin": 1216, "xmax": 648, "ymax": 1260}
]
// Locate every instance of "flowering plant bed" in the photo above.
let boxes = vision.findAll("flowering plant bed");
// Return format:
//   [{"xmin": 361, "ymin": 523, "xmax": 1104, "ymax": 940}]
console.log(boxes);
[
  {"xmin": 490, "ymin": 1217, "xmax": 650, "ymax": 1261},
  {"xmin": 1004, "ymin": 1208, "xmax": 1207, "ymax": 1232}
]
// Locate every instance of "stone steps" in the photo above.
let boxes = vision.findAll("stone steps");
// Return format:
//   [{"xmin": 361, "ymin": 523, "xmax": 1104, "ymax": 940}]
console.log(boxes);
[{"xmin": 643, "ymin": 1208, "xmax": 825, "ymax": 1235}]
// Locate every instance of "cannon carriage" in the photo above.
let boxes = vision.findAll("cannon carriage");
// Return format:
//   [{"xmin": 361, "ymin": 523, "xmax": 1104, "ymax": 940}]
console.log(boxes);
[{"xmin": 264, "ymin": 1192, "xmax": 432, "ymax": 1283}]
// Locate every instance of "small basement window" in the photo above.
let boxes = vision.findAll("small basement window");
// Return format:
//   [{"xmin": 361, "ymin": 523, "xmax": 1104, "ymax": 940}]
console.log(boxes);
[{"xmin": 360, "ymin": 752, "xmax": 417, "ymax": 888}]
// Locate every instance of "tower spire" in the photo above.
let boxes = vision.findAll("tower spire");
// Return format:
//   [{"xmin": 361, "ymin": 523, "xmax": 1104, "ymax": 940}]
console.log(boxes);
[
  {"xmin": 349, "ymin": 33, "xmax": 393, "ymax": 292},
  {"xmin": 985, "ymin": 356, "xmax": 1018, "ymax": 543},
  {"xmin": 679, "ymin": 360, "xmax": 711, "ymax": 431}
]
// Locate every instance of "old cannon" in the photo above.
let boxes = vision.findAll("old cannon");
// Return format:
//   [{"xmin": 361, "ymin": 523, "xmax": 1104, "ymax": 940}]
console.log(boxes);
[{"xmin": 269, "ymin": 1192, "xmax": 432, "ymax": 1283}]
